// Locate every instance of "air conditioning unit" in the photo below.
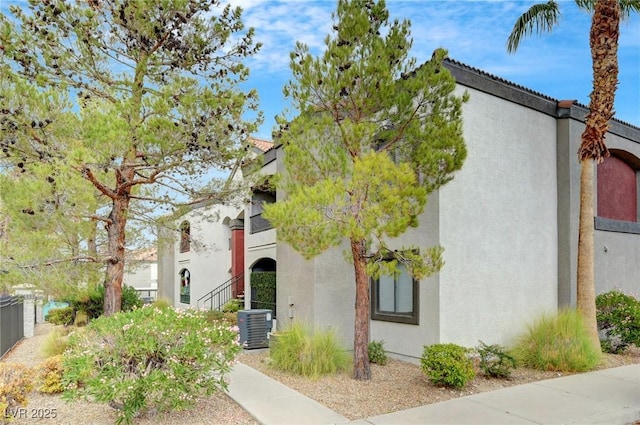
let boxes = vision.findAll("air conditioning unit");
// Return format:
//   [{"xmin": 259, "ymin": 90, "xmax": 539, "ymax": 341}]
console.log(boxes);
[{"xmin": 237, "ymin": 309, "xmax": 273, "ymax": 349}]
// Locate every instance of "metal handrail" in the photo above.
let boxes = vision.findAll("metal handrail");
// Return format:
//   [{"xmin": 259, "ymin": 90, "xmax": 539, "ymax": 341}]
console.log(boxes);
[{"xmin": 197, "ymin": 273, "xmax": 244, "ymax": 311}]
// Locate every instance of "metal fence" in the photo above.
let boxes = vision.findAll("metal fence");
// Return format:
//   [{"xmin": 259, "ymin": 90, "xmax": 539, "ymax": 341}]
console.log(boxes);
[
  {"xmin": 0, "ymin": 295, "xmax": 24, "ymax": 359},
  {"xmin": 135, "ymin": 288, "xmax": 158, "ymax": 304}
]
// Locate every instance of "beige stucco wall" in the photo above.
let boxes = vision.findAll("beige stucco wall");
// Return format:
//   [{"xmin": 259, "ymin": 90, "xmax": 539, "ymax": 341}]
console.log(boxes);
[
  {"xmin": 244, "ymin": 150, "xmax": 278, "ymax": 310},
  {"xmin": 593, "ymin": 124, "xmax": 640, "ymax": 297},
  {"xmin": 156, "ymin": 64, "xmax": 640, "ymax": 362},
  {"xmin": 275, "ymin": 243, "xmax": 317, "ymax": 327},
  {"xmin": 123, "ymin": 262, "xmax": 157, "ymax": 289},
  {"xmin": 157, "ymin": 227, "xmax": 175, "ymax": 302},
  {"xmin": 368, "ymin": 192, "xmax": 441, "ymax": 361},
  {"xmin": 437, "ymin": 86, "xmax": 559, "ymax": 348},
  {"xmin": 558, "ymin": 111, "xmax": 640, "ymax": 304},
  {"xmin": 172, "ymin": 204, "xmax": 241, "ymax": 308},
  {"xmin": 277, "ymin": 84, "xmax": 561, "ymax": 358},
  {"xmin": 595, "ymin": 230, "xmax": 640, "ymax": 296},
  {"xmin": 244, "ymin": 227, "xmax": 277, "ymax": 311}
]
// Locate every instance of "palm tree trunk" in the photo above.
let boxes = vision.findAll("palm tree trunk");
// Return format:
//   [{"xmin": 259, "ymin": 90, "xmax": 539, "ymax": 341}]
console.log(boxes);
[
  {"xmin": 576, "ymin": 160, "xmax": 599, "ymax": 347},
  {"xmin": 577, "ymin": 0, "xmax": 619, "ymax": 163},
  {"xmin": 575, "ymin": 0, "xmax": 620, "ymax": 351}
]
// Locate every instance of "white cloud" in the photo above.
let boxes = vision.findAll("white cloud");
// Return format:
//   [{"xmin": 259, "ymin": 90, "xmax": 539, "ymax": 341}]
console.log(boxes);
[{"xmin": 242, "ymin": 1, "xmax": 333, "ymax": 72}]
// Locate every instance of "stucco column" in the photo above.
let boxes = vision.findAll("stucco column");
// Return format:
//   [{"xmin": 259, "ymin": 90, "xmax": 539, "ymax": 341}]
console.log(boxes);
[
  {"xmin": 230, "ymin": 219, "xmax": 245, "ymax": 298},
  {"xmin": 23, "ymin": 298, "xmax": 35, "ymax": 338}
]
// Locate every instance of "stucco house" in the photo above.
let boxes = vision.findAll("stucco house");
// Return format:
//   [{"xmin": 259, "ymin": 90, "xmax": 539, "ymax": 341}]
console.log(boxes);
[
  {"xmin": 157, "ymin": 138, "xmax": 276, "ymax": 310},
  {"xmin": 123, "ymin": 247, "xmax": 158, "ymax": 302},
  {"xmin": 158, "ymin": 58, "xmax": 640, "ymax": 362}
]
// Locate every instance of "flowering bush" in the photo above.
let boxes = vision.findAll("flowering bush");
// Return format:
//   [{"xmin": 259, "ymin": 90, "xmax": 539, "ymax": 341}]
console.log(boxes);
[
  {"xmin": 0, "ymin": 363, "xmax": 34, "ymax": 421},
  {"xmin": 62, "ymin": 306, "xmax": 241, "ymax": 424},
  {"xmin": 596, "ymin": 290, "xmax": 640, "ymax": 353}
]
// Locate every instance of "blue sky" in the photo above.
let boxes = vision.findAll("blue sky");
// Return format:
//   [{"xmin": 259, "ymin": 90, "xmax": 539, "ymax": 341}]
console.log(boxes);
[
  {"xmin": 2, "ymin": 1, "xmax": 638, "ymax": 138},
  {"xmin": 233, "ymin": 0, "xmax": 640, "ymax": 139}
]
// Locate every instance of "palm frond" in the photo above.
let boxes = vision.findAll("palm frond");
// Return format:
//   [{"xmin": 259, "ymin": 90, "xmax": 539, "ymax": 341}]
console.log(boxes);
[
  {"xmin": 507, "ymin": 1, "xmax": 561, "ymax": 54},
  {"xmin": 574, "ymin": 0, "xmax": 596, "ymax": 12},
  {"xmin": 618, "ymin": 0, "xmax": 640, "ymax": 17},
  {"xmin": 575, "ymin": 0, "xmax": 639, "ymax": 19}
]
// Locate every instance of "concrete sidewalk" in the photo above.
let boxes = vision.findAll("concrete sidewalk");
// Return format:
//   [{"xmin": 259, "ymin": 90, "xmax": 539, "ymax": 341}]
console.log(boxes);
[{"xmin": 227, "ymin": 363, "xmax": 640, "ymax": 425}]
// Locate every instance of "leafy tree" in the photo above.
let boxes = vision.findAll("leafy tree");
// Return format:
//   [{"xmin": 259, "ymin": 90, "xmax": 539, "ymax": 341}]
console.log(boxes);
[
  {"xmin": 507, "ymin": 0, "xmax": 639, "ymax": 348},
  {"xmin": 264, "ymin": 0, "xmax": 467, "ymax": 380},
  {"xmin": 0, "ymin": 1, "xmax": 261, "ymax": 313},
  {"xmin": 0, "ymin": 154, "xmax": 104, "ymax": 297}
]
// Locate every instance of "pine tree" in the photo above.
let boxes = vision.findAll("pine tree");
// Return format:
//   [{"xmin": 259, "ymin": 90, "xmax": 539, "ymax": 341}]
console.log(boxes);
[
  {"xmin": 264, "ymin": 0, "xmax": 467, "ymax": 380},
  {"xmin": 0, "ymin": 0, "xmax": 261, "ymax": 314}
]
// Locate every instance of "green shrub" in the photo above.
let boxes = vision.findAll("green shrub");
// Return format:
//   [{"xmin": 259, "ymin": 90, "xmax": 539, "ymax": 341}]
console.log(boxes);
[
  {"xmin": 74, "ymin": 311, "xmax": 88, "ymax": 327},
  {"xmin": 62, "ymin": 305, "xmax": 241, "ymax": 425},
  {"xmin": 250, "ymin": 272, "xmax": 276, "ymax": 314},
  {"xmin": 269, "ymin": 322, "xmax": 350, "ymax": 379},
  {"xmin": 65, "ymin": 284, "xmax": 143, "ymax": 319},
  {"xmin": 65, "ymin": 291, "xmax": 97, "ymax": 319},
  {"xmin": 34, "ymin": 355, "xmax": 64, "ymax": 394},
  {"xmin": 476, "ymin": 341, "xmax": 516, "ymax": 378},
  {"xmin": 151, "ymin": 297, "xmax": 172, "ymax": 310},
  {"xmin": 0, "ymin": 363, "xmax": 34, "ymax": 421},
  {"xmin": 513, "ymin": 309, "xmax": 601, "ymax": 372},
  {"xmin": 120, "ymin": 285, "xmax": 144, "ymax": 312},
  {"xmin": 221, "ymin": 298, "xmax": 243, "ymax": 313},
  {"xmin": 421, "ymin": 343, "xmax": 475, "ymax": 389},
  {"xmin": 368, "ymin": 340, "xmax": 388, "ymax": 366},
  {"xmin": 203, "ymin": 309, "xmax": 238, "ymax": 326},
  {"xmin": 45, "ymin": 307, "xmax": 74, "ymax": 326},
  {"xmin": 41, "ymin": 326, "xmax": 72, "ymax": 358},
  {"xmin": 596, "ymin": 290, "xmax": 640, "ymax": 353}
]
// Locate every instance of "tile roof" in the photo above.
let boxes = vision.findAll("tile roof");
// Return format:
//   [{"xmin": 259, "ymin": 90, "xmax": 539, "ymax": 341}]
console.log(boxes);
[
  {"xmin": 249, "ymin": 137, "xmax": 274, "ymax": 152},
  {"xmin": 127, "ymin": 247, "xmax": 157, "ymax": 262},
  {"xmin": 445, "ymin": 58, "xmax": 639, "ymax": 131},
  {"xmin": 444, "ymin": 58, "xmax": 557, "ymax": 102}
]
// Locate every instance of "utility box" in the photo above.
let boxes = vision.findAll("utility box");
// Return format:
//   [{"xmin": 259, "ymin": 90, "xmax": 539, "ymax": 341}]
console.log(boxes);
[{"xmin": 237, "ymin": 309, "xmax": 273, "ymax": 349}]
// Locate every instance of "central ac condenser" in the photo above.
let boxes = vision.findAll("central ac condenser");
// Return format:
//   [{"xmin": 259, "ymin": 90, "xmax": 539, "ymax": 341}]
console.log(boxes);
[{"xmin": 237, "ymin": 309, "xmax": 273, "ymax": 349}]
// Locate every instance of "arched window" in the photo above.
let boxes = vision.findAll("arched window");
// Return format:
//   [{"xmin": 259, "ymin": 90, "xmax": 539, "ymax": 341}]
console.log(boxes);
[
  {"xmin": 179, "ymin": 221, "xmax": 191, "ymax": 253},
  {"xmin": 597, "ymin": 152, "xmax": 639, "ymax": 223},
  {"xmin": 179, "ymin": 268, "xmax": 190, "ymax": 304}
]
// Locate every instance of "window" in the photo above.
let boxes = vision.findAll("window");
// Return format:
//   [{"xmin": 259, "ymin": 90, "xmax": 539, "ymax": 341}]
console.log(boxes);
[
  {"xmin": 595, "ymin": 150, "xmax": 640, "ymax": 234},
  {"xmin": 597, "ymin": 155, "xmax": 637, "ymax": 222},
  {"xmin": 179, "ymin": 221, "xmax": 190, "ymax": 253},
  {"xmin": 179, "ymin": 268, "xmax": 190, "ymax": 304},
  {"xmin": 250, "ymin": 189, "xmax": 276, "ymax": 233},
  {"xmin": 371, "ymin": 263, "xmax": 419, "ymax": 325}
]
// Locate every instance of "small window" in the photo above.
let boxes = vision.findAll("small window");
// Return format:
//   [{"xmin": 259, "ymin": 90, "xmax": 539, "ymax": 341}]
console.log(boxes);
[
  {"xmin": 179, "ymin": 268, "xmax": 190, "ymax": 304},
  {"xmin": 371, "ymin": 263, "xmax": 419, "ymax": 325},
  {"xmin": 597, "ymin": 154, "xmax": 638, "ymax": 223},
  {"xmin": 179, "ymin": 221, "xmax": 190, "ymax": 253},
  {"xmin": 250, "ymin": 189, "xmax": 276, "ymax": 233}
]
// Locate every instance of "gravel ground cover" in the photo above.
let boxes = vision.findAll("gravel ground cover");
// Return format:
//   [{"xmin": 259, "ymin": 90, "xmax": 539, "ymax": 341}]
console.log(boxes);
[
  {"xmin": 2, "ymin": 323, "xmax": 638, "ymax": 424},
  {"xmin": 237, "ymin": 342, "xmax": 640, "ymax": 421}
]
